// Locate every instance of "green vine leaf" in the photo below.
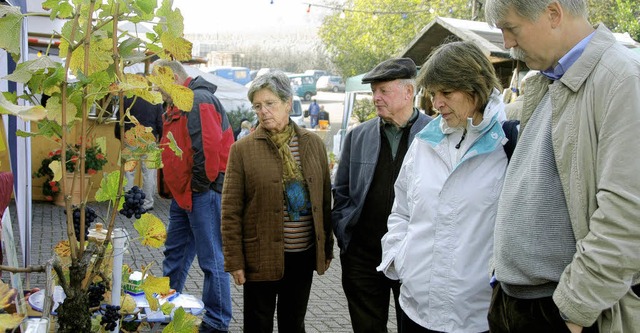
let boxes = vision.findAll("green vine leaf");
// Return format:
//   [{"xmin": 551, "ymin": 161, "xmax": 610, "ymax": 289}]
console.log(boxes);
[
  {"xmin": 165, "ymin": 132, "xmax": 183, "ymax": 158},
  {"xmin": 95, "ymin": 170, "xmax": 122, "ymax": 203},
  {"xmin": 0, "ymin": 5, "xmax": 23, "ymax": 60},
  {"xmin": 15, "ymin": 130, "xmax": 38, "ymax": 138},
  {"xmin": 2, "ymin": 56, "xmax": 59, "ymax": 84},
  {"xmin": 162, "ymin": 307, "xmax": 198, "ymax": 333},
  {"xmin": 130, "ymin": 0, "xmax": 157, "ymax": 22},
  {"xmin": 42, "ymin": 0, "xmax": 74, "ymax": 19},
  {"xmin": 0, "ymin": 91, "xmax": 46, "ymax": 121},
  {"xmin": 45, "ymin": 96, "xmax": 78, "ymax": 125},
  {"xmin": 160, "ymin": 301, "xmax": 175, "ymax": 315}
]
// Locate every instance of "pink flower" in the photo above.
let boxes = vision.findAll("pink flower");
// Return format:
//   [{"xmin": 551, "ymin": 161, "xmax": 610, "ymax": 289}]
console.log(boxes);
[
  {"xmin": 87, "ymin": 169, "xmax": 96, "ymax": 175},
  {"xmin": 45, "ymin": 196, "xmax": 53, "ymax": 201}
]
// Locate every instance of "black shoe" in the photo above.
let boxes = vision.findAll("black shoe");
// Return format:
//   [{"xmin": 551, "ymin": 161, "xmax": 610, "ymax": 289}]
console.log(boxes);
[{"xmin": 198, "ymin": 321, "xmax": 227, "ymax": 333}]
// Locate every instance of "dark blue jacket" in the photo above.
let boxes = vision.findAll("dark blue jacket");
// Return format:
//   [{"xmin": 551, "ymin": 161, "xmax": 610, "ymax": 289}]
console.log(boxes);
[{"xmin": 114, "ymin": 97, "xmax": 164, "ymax": 141}]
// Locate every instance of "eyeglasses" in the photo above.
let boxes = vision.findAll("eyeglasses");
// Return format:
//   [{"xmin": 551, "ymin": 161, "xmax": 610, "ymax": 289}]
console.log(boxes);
[{"xmin": 251, "ymin": 100, "xmax": 280, "ymax": 112}]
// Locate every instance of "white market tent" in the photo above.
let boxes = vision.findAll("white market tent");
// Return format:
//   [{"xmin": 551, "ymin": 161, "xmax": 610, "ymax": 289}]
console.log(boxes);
[{"xmin": 181, "ymin": 65, "xmax": 252, "ymax": 113}]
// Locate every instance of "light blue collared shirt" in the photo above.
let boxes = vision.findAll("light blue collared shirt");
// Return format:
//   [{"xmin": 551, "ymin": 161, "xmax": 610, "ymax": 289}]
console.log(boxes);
[{"xmin": 541, "ymin": 31, "xmax": 596, "ymax": 80}]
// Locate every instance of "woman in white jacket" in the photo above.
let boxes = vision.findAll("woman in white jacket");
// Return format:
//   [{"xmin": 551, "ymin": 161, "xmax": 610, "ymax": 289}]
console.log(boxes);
[{"xmin": 377, "ymin": 41, "xmax": 508, "ymax": 333}]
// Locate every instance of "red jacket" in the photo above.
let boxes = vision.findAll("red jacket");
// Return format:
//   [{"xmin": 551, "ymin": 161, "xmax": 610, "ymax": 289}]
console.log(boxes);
[{"xmin": 160, "ymin": 77, "xmax": 234, "ymax": 211}]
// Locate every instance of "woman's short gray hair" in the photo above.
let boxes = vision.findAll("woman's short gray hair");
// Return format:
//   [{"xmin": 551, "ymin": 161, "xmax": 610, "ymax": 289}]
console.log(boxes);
[
  {"xmin": 485, "ymin": 0, "xmax": 588, "ymax": 25},
  {"xmin": 247, "ymin": 70, "xmax": 293, "ymax": 103}
]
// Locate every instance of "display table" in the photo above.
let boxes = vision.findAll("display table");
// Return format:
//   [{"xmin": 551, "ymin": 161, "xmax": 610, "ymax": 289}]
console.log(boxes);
[
  {"xmin": 130, "ymin": 292, "xmax": 204, "ymax": 332},
  {"xmin": 28, "ymin": 286, "xmax": 204, "ymax": 333}
]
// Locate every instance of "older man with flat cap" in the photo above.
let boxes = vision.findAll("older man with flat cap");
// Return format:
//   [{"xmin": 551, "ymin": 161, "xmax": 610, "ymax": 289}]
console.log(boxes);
[{"xmin": 333, "ymin": 58, "xmax": 432, "ymax": 332}]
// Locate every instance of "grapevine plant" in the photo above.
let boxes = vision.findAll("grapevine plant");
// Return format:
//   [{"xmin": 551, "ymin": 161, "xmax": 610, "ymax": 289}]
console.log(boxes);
[{"xmin": 0, "ymin": 0, "xmax": 198, "ymax": 331}]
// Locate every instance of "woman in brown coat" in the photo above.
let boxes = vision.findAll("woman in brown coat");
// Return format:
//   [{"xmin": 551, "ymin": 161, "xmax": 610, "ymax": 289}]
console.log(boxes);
[{"xmin": 221, "ymin": 70, "xmax": 334, "ymax": 333}]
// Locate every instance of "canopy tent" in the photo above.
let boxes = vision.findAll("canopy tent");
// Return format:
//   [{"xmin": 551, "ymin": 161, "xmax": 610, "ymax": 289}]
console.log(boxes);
[{"xmin": 181, "ymin": 65, "xmax": 251, "ymax": 113}]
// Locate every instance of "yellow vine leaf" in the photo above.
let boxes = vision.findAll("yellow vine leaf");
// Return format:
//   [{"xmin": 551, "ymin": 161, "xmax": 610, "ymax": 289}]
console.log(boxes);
[
  {"xmin": 0, "ymin": 280, "xmax": 17, "ymax": 311},
  {"xmin": 148, "ymin": 66, "xmax": 193, "ymax": 111},
  {"xmin": 133, "ymin": 213, "xmax": 167, "ymax": 248},
  {"xmin": 140, "ymin": 275, "xmax": 170, "ymax": 311},
  {"xmin": 49, "ymin": 160, "xmax": 62, "ymax": 182},
  {"xmin": 0, "ymin": 313, "xmax": 25, "ymax": 332},
  {"xmin": 68, "ymin": 38, "xmax": 113, "ymax": 76}
]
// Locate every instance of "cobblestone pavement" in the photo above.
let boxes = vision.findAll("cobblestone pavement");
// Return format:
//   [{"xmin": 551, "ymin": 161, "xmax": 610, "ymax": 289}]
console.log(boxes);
[{"xmin": 10, "ymin": 197, "xmax": 397, "ymax": 332}]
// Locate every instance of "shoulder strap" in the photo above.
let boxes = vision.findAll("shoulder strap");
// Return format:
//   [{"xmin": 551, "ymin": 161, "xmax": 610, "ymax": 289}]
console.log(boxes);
[{"xmin": 502, "ymin": 120, "xmax": 520, "ymax": 162}]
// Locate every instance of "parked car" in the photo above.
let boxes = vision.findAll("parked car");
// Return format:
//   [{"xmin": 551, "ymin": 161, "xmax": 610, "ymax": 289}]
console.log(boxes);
[
  {"xmin": 289, "ymin": 96, "xmax": 306, "ymax": 128},
  {"xmin": 316, "ymin": 75, "xmax": 345, "ymax": 93},
  {"xmin": 288, "ymin": 74, "xmax": 317, "ymax": 101}
]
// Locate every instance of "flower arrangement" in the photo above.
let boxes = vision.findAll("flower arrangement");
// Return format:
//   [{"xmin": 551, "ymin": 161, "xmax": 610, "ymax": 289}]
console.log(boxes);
[{"xmin": 35, "ymin": 143, "xmax": 108, "ymax": 201}]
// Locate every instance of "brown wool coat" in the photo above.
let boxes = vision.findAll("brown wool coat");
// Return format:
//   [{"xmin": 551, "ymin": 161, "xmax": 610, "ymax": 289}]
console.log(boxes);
[{"xmin": 221, "ymin": 122, "xmax": 334, "ymax": 281}]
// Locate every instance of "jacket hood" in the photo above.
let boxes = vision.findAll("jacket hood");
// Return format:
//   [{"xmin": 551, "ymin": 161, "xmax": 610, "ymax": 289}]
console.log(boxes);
[
  {"xmin": 440, "ymin": 88, "xmax": 506, "ymax": 135},
  {"xmin": 188, "ymin": 76, "xmax": 218, "ymax": 94}
]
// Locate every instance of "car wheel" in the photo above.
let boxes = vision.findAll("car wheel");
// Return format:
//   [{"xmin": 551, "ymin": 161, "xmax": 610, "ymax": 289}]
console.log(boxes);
[
  {"xmin": 304, "ymin": 92, "xmax": 312, "ymax": 101},
  {"xmin": 332, "ymin": 86, "xmax": 339, "ymax": 93}
]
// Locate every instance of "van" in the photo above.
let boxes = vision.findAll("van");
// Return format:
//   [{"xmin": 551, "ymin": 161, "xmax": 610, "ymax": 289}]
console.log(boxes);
[
  {"xmin": 316, "ymin": 75, "xmax": 345, "ymax": 93},
  {"xmin": 289, "ymin": 96, "xmax": 306, "ymax": 128},
  {"xmin": 288, "ymin": 74, "xmax": 317, "ymax": 101},
  {"xmin": 304, "ymin": 69, "xmax": 329, "ymax": 82},
  {"xmin": 208, "ymin": 66, "xmax": 251, "ymax": 85}
]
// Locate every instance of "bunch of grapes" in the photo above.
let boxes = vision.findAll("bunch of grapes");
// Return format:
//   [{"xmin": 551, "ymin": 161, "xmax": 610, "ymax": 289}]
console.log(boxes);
[
  {"xmin": 119, "ymin": 186, "xmax": 147, "ymax": 219},
  {"xmin": 88, "ymin": 282, "xmax": 106, "ymax": 308},
  {"xmin": 100, "ymin": 304, "xmax": 121, "ymax": 331},
  {"xmin": 64, "ymin": 206, "xmax": 97, "ymax": 241}
]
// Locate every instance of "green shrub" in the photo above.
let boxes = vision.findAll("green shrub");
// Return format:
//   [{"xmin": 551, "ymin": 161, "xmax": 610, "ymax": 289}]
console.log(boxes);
[{"xmin": 352, "ymin": 98, "xmax": 377, "ymax": 123}]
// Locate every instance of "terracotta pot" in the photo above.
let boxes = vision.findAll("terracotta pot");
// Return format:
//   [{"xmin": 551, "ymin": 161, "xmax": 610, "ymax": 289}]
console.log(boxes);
[{"xmin": 53, "ymin": 173, "xmax": 91, "ymax": 207}]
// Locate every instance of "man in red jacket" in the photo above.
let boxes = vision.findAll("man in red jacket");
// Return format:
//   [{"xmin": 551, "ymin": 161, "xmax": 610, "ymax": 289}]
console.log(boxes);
[{"xmin": 154, "ymin": 60, "xmax": 234, "ymax": 333}]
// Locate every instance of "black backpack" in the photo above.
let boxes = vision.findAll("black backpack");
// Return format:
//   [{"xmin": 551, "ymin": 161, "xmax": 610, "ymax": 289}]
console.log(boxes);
[{"xmin": 502, "ymin": 120, "xmax": 520, "ymax": 162}]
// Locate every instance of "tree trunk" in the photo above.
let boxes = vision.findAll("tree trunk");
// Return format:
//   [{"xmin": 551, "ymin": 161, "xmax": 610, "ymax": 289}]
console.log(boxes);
[{"xmin": 56, "ymin": 262, "xmax": 91, "ymax": 332}]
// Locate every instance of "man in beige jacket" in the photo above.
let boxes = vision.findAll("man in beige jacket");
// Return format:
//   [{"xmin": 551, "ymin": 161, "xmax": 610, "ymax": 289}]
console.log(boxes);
[{"xmin": 485, "ymin": 1, "xmax": 640, "ymax": 332}]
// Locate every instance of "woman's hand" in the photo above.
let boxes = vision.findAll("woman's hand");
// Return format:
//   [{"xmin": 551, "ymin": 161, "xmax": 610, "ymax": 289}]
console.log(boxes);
[
  {"xmin": 231, "ymin": 269, "xmax": 246, "ymax": 286},
  {"xmin": 566, "ymin": 322, "xmax": 582, "ymax": 333},
  {"xmin": 325, "ymin": 259, "xmax": 332, "ymax": 270}
]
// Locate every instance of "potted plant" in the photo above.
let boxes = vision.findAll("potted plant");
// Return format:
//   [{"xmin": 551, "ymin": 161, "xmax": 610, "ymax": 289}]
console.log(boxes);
[
  {"xmin": 0, "ymin": 0, "xmax": 197, "ymax": 331},
  {"xmin": 35, "ymin": 142, "xmax": 108, "ymax": 204}
]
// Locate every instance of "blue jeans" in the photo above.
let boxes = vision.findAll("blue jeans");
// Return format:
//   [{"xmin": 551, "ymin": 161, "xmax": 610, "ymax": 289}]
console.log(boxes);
[{"xmin": 162, "ymin": 190, "xmax": 232, "ymax": 330}]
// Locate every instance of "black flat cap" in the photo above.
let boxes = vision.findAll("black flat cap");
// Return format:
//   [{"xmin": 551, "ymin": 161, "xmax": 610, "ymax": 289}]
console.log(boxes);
[{"xmin": 362, "ymin": 58, "xmax": 417, "ymax": 84}]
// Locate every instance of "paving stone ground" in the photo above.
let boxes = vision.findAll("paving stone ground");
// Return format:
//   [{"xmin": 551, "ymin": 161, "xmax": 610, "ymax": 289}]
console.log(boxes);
[{"xmin": 7, "ymin": 197, "xmax": 397, "ymax": 332}]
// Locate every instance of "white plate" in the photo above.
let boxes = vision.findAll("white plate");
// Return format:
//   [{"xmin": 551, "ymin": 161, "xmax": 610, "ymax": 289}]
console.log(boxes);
[{"xmin": 28, "ymin": 286, "xmax": 66, "ymax": 315}]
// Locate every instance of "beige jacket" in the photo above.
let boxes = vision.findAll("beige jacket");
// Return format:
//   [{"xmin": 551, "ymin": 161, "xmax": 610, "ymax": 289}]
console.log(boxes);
[{"xmin": 520, "ymin": 25, "xmax": 640, "ymax": 332}]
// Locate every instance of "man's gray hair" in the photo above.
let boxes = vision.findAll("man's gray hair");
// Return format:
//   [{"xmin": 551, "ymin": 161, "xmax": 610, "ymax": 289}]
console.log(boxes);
[
  {"xmin": 485, "ymin": 0, "xmax": 588, "ymax": 26},
  {"xmin": 152, "ymin": 60, "xmax": 189, "ymax": 82},
  {"xmin": 247, "ymin": 70, "xmax": 293, "ymax": 103},
  {"xmin": 398, "ymin": 78, "xmax": 417, "ymax": 96}
]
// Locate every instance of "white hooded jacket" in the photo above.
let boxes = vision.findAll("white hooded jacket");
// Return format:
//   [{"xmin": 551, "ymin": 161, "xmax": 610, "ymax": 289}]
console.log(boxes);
[{"xmin": 377, "ymin": 89, "xmax": 507, "ymax": 332}]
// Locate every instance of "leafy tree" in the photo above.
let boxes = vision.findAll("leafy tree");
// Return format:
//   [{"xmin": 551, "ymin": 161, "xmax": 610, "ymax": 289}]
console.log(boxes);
[
  {"xmin": 318, "ymin": 0, "xmax": 472, "ymax": 77},
  {"xmin": 319, "ymin": 0, "xmax": 639, "ymax": 79},
  {"xmin": 611, "ymin": 0, "xmax": 640, "ymax": 42}
]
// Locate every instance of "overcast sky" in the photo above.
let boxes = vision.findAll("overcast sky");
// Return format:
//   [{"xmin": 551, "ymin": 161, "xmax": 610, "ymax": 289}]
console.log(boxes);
[{"xmin": 171, "ymin": 0, "xmax": 332, "ymax": 34}]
